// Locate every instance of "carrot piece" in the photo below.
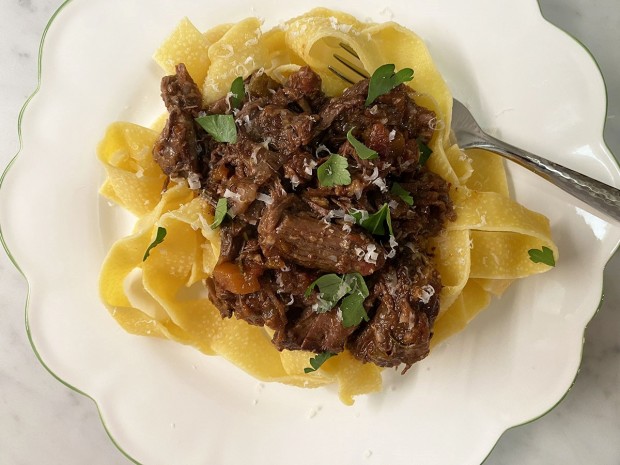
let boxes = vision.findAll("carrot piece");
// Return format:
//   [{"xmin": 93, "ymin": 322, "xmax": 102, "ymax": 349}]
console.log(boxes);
[{"xmin": 213, "ymin": 261, "xmax": 260, "ymax": 294}]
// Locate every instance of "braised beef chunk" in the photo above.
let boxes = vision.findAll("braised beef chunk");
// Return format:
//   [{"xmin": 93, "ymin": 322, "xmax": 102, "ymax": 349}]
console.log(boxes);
[
  {"xmin": 347, "ymin": 253, "xmax": 441, "ymax": 370},
  {"xmin": 160, "ymin": 63, "xmax": 203, "ymax": 116},
  {"xmin": 262, "ymin": 212, "xmax": 386, "ymax": 275},
  {"xmin": 153, "ymin": 64, "xmax": 203, "ymax": 178},
  {"xmin": 273, "ymin": 307, "xmax": 356, "ymax": 353},
  {"xmin": 153, "ymin": 110, "xmax": 199, "ymax": 177},
  {"xmin": 239, "ymin": 103, "xmax": 319, "ymax": 155},
  {"xmin": 258, "ymin": 193, "xmax": 386, "ymax": 275},
  {"xmin": 154, "ymin": 64, "xmax": 456, "ymax": 370}
]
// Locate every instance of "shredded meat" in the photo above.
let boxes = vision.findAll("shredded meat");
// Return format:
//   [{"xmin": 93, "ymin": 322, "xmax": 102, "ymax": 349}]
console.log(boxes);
[
  {"xmin": 154, "ymin": 65, "xmax": 456, "ymax": 370},
  {"xmin": 153, "ymin": 64, "xmax": 203, "ymax": 178},
  {"xmin": 347, "ymin": 251, "xmax": 441, "ymax": 371}
]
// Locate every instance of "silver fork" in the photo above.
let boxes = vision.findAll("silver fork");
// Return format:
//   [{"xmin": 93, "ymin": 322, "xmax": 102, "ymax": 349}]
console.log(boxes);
[{"xmin": 329, "ymin": 44, "xmax": 620, "ymax": 222}]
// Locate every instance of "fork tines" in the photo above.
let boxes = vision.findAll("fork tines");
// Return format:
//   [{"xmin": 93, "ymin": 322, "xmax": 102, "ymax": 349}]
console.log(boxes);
[{"xmin": 328, "ymin": 42, "xmax": 370, "ymax": 83}]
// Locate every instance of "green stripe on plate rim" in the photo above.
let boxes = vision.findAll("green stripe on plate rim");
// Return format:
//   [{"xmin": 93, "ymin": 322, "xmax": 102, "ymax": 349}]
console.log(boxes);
[{"xmin": 0, "ymin": 1, "xmax": 617, "ymax": 465}]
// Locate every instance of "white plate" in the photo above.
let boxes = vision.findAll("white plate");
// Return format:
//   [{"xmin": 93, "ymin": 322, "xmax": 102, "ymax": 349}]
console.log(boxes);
[{"xmin": 1, "ymin": 0, "xmax": 619, "ymax": 464}]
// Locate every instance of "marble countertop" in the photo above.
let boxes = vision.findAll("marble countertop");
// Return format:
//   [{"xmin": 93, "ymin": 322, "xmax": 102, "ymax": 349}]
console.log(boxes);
[{"xmin": 1, "ymin": 1, "xmax": 618, "ymax": 464}]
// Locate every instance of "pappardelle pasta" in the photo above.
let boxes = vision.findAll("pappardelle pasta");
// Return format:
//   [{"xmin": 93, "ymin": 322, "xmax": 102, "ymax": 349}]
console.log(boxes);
[{"xmin": 98, "ymin": 8, "xmax": 557, "ymax": 405}]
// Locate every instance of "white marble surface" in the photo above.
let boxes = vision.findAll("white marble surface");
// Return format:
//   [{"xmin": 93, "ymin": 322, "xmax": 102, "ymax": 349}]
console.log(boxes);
[{"xmin": 0, "ymin": 0, "xmax": 618, "ymax": 464}]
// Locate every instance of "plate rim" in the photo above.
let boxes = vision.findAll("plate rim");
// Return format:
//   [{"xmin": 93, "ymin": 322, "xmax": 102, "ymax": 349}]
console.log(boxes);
[{"xmin": 0, "ymin": 1, "xmax": 619, "ymax": 465}]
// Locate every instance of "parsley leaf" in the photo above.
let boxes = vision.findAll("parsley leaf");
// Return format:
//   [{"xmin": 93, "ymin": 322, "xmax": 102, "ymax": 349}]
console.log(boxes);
[
  {"xmin": 528, "ymin": 246, "xmax": 556, "ymax": 266},
  {"xmin": 351, "ymin": 204, "xmax": 394, "ymax": 236},
  {"xmin": 340, "ymin": 273, "xmax": 370, "ymax": 327},
  {"xmin": 304, "ymin": 352, "xmax": 335, "ymax": 373},
  {"xmin": 344, "ymin": 272, "xmax": 369, "ymax": 297},
  {"xmin": 195, "ymin": 114, "xmax": 237, "ymax": 143},
  {"xmin": 143, "ymin": 227, "xmax": 167, "ymax": 261},
  {"xmin": 210, "ymin": 198, "xmax": 229, "ymax": 230},
  {"xmin": 365, "ymin": 64, "xmax": 414, "ymax": 106},
  {"xmin": 340, "ymin": 293, "xmax": 368, "ymax": 328},
  {"xmin": 417, "ymin": 139, "xmax": 433, "ymax": 166},
  {"xmin": 346, "ymin": 128, "xmax": 378, "ymax": 160},
  {"xmin": 230, "ymin": 76, "xmax": 245, "ymax": 110},
  {"xmin": 391, "ymin": 182, "xmax": 413, "ymax": 205},
  {"xmin": 317, "ymin": 153, "xmax": 351, "ymax": 187},
  {"xmin": 304, "ymin": 273, "xmax": 370, "ymax": 328},
  {"xmin": 305, "ymin": 273, "xmax": 350, "ymax": 312}
]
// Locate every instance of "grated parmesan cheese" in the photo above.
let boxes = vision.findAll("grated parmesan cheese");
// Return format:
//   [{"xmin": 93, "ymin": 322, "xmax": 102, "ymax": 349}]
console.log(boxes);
[
  {"xmin": 235, "ymin": 64, "xmax": 248, "ymax": 76},
  {"xmin": 372, "ymin": 177, "xmax": 388, "ymax": 192},
  {"xmin": 187, "ymin": 172, "xmax": 201, "ymax": 190},
  {"xmin": 343, "ymin": 213, "xmax": 357, "ymax": 224},
  {"xmin": 219, "ymin": 44, "xmax": 234, "ymax": 58},
  {"xmin": 364, "ymin": 166, "xmax": 379, "ymax": 182},
  {"xmin": 364, "ymin": 244, "xmax": 378, "ymax": 264},
  {"xmin": 224, "ymin": 91, "xmax": 234, "ymax": 112},
  {"xmin": 428, "ymin": 116, "xmax": 445, "ymax": 131},
  {"xmin": 257, "ymin": 193, "xmax": 274, "ymax": 205},
  {"xmin": 303, "ymin": 158, "xmax": 317, "ymax": 175},
  {"xmin": 240, "ymin": 114, "xmax": 252, "ymax": 129},
  {"xmin": 250, "ymin": 145, "xmax": 261, "ymax": 164},
  {"xmin": 315, "ymin": 144, "xmax": 331, "ymax": 157},
  {"xmin": 386, "ymin": 235, "xmax": 398, "ymax": 259},
  {"xmin": 223, "ymin": 189, "xmax": 241, "ymax": 202},
  {"xmin": 419, "ymin": 285, "xmax": 435, "ymax": 304}
]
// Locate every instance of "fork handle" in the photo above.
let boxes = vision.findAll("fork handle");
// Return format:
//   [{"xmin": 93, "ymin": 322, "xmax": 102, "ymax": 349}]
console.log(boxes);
[{"xmin": 469, "ymin": 135, "xmax": 620, "ymax": 222}]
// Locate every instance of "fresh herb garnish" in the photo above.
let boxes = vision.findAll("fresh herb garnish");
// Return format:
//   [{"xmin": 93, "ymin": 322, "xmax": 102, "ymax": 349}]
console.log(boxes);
[
  {"xmin": 305, "ymin": 273, "xmax": 370, "ymax": 328},
  {"xmin": 195, "ymin": 114, "xmax": 238, "ymax": 143},
  {"xmin": 528, "ymin": 246, "xmax": 556, "ymax": 266},
  {"xmin": 304, "ymin": 273, "xmax": 350, "ymax": 312},
  {"xmin": 346, "ymin": 127, "xmax": 378, "ymax": 160},
  {"xmin": 340, "ymin": 293, "xmax": 368, "ymax": 328},
  {"xmin": 339, "ymin": 273, "xmax": 370, "ymax": 327},
  {"xmin": 230, "ymin": 76, "xmax": 245, "ymax": 110},
  {"xmin": 210, "ymin": 198, "xmax": 229, "ymax": 230},
  {"xmin": 304, "ymin": 352, "xmax": 335, "ymax": 373},
  {"xmin": 317, "ymin": 153, "xmax": 351, "ymax": 187},
  {"xmin": 143, "ymin": 226, "xmax": 167, "ymax": 261},
  {"xmin": 417, "ymin": 139, "xmax": 433, "ymax": 166},
  {"xmin": 391, "ymin": 182, "xmax": 413, "ymax": 206},
  {"xmin": 365, "ymin": 64, "xmax": 414, "ymax": 106},
  {"xmin": 351, "ymin": 203, "xmax": 394, "ymax": 236}
]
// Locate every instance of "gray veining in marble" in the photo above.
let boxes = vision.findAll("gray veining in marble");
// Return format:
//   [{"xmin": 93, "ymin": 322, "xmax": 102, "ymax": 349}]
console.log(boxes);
[{"xmin": 0, "ymin": 1, "xmax": 618, "ymax": 464}]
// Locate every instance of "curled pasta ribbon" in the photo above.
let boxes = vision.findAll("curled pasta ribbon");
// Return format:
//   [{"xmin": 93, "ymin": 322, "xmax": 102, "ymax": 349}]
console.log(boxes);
[{"xmin": 99, "ymin": 9, "xmax": 556, "ymax": 404}]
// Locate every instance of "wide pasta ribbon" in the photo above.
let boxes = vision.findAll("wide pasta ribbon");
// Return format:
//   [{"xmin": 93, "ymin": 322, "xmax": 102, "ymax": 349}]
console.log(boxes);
[{"xmin": 99, "ymin": 10, "xmax": 557, "ymax": 403}]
